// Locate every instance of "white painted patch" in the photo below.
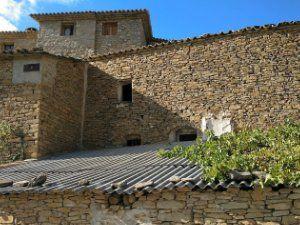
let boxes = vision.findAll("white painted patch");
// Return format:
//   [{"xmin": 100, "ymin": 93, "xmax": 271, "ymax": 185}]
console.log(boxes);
[
  {"xmin": 201, "ymin": 113, "xmax": 232, "ymax": 138},
  {"xmin": 12, "ymin": 59, "xmax": 42, "ymax": 84}
]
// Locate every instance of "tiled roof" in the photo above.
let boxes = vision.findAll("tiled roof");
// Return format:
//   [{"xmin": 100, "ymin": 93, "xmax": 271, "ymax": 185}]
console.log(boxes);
[
  {"xmin": 30, "ymin": 9, "xmax": 153, "ymax": 42},
  {"xmin": 0, "ymin": 142, "xmax": 257, "ymax": 195},
  {"xmin": 0, "ymin": 49, "xmax": 84, "ymax": 62},
  {"xmin": 0, "ymin": 30, "xmax": 37, "ymax": 38},
  {"xmin": 91, "ymin": 21, "xmax": 300, "ymax": 60},
  {"xmin": 30, "ymin": 9, "xmax": 149, "ymax": 19}
]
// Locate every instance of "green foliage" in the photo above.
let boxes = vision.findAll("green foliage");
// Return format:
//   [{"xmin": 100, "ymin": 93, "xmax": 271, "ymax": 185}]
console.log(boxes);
[
  {"xmin": 0, "ymin": 121, "xmax": 23, "ymax": 163},
  {"xmin": 159, "ymin": 120, "xmax": 300, "ymax": 186},
  {"xmin": 0, "ymin": 121, "xmax": 13, "ymax": 152}
]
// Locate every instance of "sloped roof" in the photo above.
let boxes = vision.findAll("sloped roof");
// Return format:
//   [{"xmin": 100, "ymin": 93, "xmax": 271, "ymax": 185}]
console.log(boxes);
[
  {"xmin": 30, "ymin": 9, "xmax": 152, "ymax": 42},
  {"xmin": 0, "ymin": 30, "xmax": 37, "ymax": 38},
  {"xmin": 0, "ymin": 49, "xmax": 83, "ymax": 62},
  {"xmin": 91, "ymin": 21, "xmax": 300, "ymax": 60},
  {"xmin": 0, "ymin": 142, "xmax": 256, "ymax": 195}
]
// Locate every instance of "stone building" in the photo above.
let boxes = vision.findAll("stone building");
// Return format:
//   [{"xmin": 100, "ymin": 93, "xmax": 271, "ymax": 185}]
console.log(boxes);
[
  {"xmin": 0, "ymin": 29, "xmax": 37, "ymax": 52},
  {"xmin": 1, "ymin": 10, "xmax": 299, "ymax": 157},
  {"xmin": 31, "ymin": 10, "xmax": 153, "ymax": 57},
  {"xmin": 0, "ymin": 9, "xmax": 299, "ymax": 225}
]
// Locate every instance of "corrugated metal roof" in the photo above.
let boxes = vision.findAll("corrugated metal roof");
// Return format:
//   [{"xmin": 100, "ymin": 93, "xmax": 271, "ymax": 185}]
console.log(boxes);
[{"xmin": 0, "ymin": 142, "xmax": 254, "ymax": 195}]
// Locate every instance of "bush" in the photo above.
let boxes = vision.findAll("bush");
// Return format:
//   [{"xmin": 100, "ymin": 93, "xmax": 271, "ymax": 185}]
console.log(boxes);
[
  {"xmin": 0, "ymin": 121, "xmax": 13, "ymax": 153},
  {"xmin": 0, "ymin": 121, "xmax": 25, "ymax": 162},
  {"xmin": 158, "ymin": 119, "xmax": 300, "ymax": 186}
]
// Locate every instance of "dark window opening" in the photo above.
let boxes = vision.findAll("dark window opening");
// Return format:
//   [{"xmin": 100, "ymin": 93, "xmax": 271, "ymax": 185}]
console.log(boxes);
[
  {"xmin": 179, "ymin": 134, "xmax": 197, "ymax": 142},
  {"xmin": 4, "ymin": 44, "xmax": 14, "ymax": 52},
  {"xmin": 127, "ymin": 139, "xmax": 141, "ymax": 146},
  {"xmin": 23, "ymin": 63, "xmax": 40, "ymax": 72},
  {"xmin": 122, "ymin": 82, "xmax": 132, "ymax": 102},
  {"xmin": 61, "ymin": 23, "xmax": 74, "ymax": 36},
  {"xmin": 102, "ymin": 22, "xmax": 118, "ymax": 35}
]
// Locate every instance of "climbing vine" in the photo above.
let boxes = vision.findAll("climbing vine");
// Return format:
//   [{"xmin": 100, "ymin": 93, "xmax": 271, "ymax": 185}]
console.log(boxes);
[{"xmin": 159, "ymin": 119, "xmax": 300, "ymax": 186}]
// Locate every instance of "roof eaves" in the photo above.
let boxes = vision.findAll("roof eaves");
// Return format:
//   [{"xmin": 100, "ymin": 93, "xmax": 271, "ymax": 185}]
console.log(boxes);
[
  {"xmin": 90, "ymin": 21, "xmax": 300, "ymax": 61},
  {"xmin": 0, "ymin": 49, "xmax": 85, "ymax": 62},
  {"xmin": 30, "ymin": 9, "xmax": 153, "ymax": 42},
  {"xmin": 30, "ymin": 9, "xmax": 149, "ymax": 21},
  {"xmin": 0, "ymin": 30, "xmax": 37, "ymax": 38}
]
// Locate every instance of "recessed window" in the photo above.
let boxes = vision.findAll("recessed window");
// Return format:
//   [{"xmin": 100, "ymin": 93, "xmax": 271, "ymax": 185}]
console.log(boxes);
[
  {"xmin": 127, "ymin": 139, "xmax": 141, "ymax": 146},
  {"xmin": 118, "ymin": 81, "xmax": 132, "ymax": 102},
  {"xmin": 3, "ymin": 44, "xmax": 14, "ymax": 52},
  {"xmin": 23, "ymin": 63, "xmax": 40, "ymax": 72},
  {"xmin": 61, "ymin": 23, "xmax": 75, "ymax": 36},
  {"xmin": 169, "ymin": 127, "xmax": 198, "ymax": 143},
  {"xmin": 102, "ymin": 22, "xmax": 118, "ymax": 35},
  {"xmin": 179, "ymin": 134, "xmax": 197, "ymax": 142}
]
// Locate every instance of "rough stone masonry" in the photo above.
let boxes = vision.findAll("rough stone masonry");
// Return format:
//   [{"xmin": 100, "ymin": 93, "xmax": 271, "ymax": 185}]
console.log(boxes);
[
  {"xmin": 0, "ymin": 9, "xmax": 299, "ymax": 225},
  {"xmin": 0, "ymin": 10, "xmax": 299, "ymax": 157},
  {"xmin": 84, "ymin": 23, "xmax": 300, "ymax": 148},
  {"xmin": 0, "ymin": 188, "xmax": 300, "ymax": 224}
]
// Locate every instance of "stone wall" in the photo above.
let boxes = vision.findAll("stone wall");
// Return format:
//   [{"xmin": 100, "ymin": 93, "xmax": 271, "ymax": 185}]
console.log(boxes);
[
  {"xmin": 37, "ymin": 58, "xmax": 86, "ymax": 157},
  {"xmin": 36, "ymin": 18, "xmax": 147, "ymax": 58},
  {"xmin": 83, "ymin": 24, "xmax": 300, "ymax": 148},
  {"xmin": 0, "ymin": 31, "xmax": 37, "ymax": 51},
  {"xmin": 0, "ymin": 54, "xmax": 86, "ymax": 159},
  {"xmin": 0, "ymin": 57, "xmax": 41, "ymax": 161},
  {"xmin": 36, "ymin": 20, "xmax": 96, "ymax": 58},
  {"xmin": 0, "ymin": 188, "xmax": 299, "ymax": 224},
  {"xmin": 95, "ymin": 19, "xmax": 146, "ymax": 55}
]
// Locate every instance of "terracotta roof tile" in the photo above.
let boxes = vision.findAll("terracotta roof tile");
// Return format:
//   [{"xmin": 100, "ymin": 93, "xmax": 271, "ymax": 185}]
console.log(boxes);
[
  {"xmin": 30, "ymin": 9, "xmax": 152, "ymax": 41},
  {"xmin": 91, "ymin": 21, "xmax": 300, "ymax": 60},
  {"xmin": 0, "ymin": 48, "xmax": 84, "ymax": 62},
  {"xmin": 30, "ymin": 9, "xmax": 149, "ymax": 18},
  {"xmin": 0, "ymin": 30, "xmax": 37, "ymax": 38}
]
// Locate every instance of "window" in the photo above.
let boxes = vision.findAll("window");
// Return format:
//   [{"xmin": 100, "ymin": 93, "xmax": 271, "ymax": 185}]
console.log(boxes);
[
  {"xmin": 169, "ymin": 127, "xmax": 198, "ymax": 143},
  {"xmin": 122, "ymin": 83, "xmax": 132, "ymax": 102},
  {"xmin": 61, "ymin": 23, "xmax": 75, "ymax": 36},
  {"xmin": 23, "ymin": 63, "xmax": 40, "ymax": 72},
  {"xmin": 3, "ymin": 44, "xmax": 14, "ymax": 52},
  {"xmin": 102, "ymin": 22, "xmax": 118, "ymax": 35},
  {"xmin": 127, "ymin": 139, "xmax": 141, "ymax": 146},
  {"xmin": 118, "ymin": 81, "xmax": 132, "ymax": 102},
  {"xmin": 179, "ymin": 134, "xmax": 197, "ymax": 142}
]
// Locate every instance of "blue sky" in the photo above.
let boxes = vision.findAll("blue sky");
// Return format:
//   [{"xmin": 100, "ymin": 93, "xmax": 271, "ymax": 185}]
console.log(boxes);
[{"xmin": 0, "ymin": 0, "xmax": 299, "ymax": 39}]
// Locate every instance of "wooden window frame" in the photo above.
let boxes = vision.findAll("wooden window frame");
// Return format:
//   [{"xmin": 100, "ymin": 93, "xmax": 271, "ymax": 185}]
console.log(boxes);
[{"xmin": 102, "ymin": 22, "xmax": 118, "ymax": 35}]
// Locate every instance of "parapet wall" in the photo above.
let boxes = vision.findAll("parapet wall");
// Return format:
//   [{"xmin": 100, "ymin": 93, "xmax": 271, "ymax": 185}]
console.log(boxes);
[
  {"xmin": 0, "ymin": 188, "xmax": 299, "ymax": 224},
  {"xmin": 84, "ymin": 24, "xmax": 300, "ymax": 148}
]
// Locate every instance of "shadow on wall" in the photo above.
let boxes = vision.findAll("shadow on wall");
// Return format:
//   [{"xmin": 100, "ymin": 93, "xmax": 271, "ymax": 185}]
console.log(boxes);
[{"xmin": 83, "ymin": 65, "xmax": 201, "ymax": 149}]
